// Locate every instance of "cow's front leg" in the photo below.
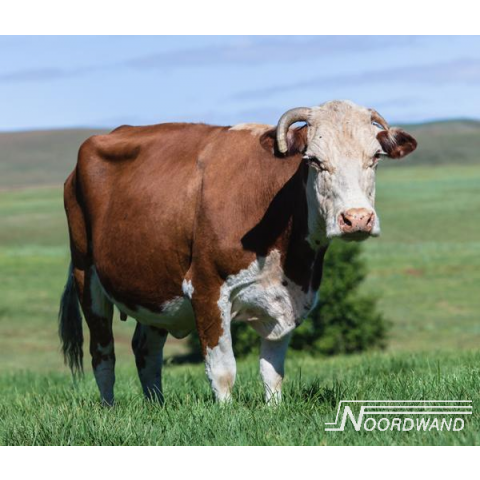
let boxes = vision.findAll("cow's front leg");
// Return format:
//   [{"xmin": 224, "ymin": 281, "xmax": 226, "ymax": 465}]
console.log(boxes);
[
  {"xmin": 260, "ymin": 334, "xmax": 291, "ymax": 404},
  {"xmin": 205, "ymin": 328, "xmax": 236, "ymax": 402},
  {"xmin": 193, "ymin": 289, "xmax": 236, "ymax": 402}
]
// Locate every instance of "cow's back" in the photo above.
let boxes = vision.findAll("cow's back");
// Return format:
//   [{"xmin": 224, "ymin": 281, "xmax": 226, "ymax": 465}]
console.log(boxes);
[{"xmin": 75, "ymin": 123, "xmax": 224, "ymax": 310}]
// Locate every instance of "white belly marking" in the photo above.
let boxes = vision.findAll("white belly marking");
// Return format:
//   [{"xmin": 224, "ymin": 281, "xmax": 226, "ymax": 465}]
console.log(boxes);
[
  {"xmin": 94, "ymin": 269, "xmax": 196, "ymax": 339},
  {"xmin": 111, "ymin": 296, "xmax": 195, "ymax": 339}
]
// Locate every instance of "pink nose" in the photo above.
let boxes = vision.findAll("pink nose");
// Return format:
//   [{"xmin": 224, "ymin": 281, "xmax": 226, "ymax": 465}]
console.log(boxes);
[{"xmin": 339, "ymin": 208, "xmax": 375, "ymax": 234}]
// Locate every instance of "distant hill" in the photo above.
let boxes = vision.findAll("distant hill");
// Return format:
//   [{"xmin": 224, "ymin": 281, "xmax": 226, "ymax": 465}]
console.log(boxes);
[
  {"xmin": 1, "ymin": 120, "xmax": 479, "ymax": 189},
  {"xmin": 388, "ymin": 119, "xmax": 480, "ymax": 169},
  {"xmin": 0, "ymin": 129, "xmax": 107, "ymax": 189}
]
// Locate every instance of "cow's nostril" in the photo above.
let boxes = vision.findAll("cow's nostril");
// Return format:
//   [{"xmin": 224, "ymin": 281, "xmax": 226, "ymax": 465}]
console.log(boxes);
[{"xmin": 341, "ymin": 213, "xmax": 352, "ymax": 227}]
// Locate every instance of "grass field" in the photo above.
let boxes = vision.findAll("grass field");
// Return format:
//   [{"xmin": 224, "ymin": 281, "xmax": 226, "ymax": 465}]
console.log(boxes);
[
  {"xmin": 0, "ymin": 123, "xmax": 479, "ymax": 445},
  {"xmin": 1, "ymin": 352, "xmax": 480, "ymax": 445}
]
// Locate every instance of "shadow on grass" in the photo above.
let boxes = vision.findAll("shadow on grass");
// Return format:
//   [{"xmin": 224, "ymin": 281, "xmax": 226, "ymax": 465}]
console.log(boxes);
[{"xmin": 165, "ymin": 352, "xmax": 203, "ymax": 365}]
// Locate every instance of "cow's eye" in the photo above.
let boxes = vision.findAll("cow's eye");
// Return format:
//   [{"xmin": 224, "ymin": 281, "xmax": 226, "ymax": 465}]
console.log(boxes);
[
  {"xmin": 305, "ymin": 156, "xmax": 325, "ymax": 171},
  {"xmin": 370, "ymin": 151, "xmax": 385, "ymax": 168},
  {"xmin": 373, "ymin": 151, "xmax": 386, "ymax": 161},
  {"xmin": 372, "ymin": 121, "xmax": 385, "ymax": 130}
]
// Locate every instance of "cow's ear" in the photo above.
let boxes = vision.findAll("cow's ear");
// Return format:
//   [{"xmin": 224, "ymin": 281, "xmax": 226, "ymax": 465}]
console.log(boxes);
[
  {"xmin": 377, "ymin": 128, "xmax": 418, "ymax": 159},
  {"xmin": 260, "ymin": 125, "xmax": 308, "ymax": 156}
]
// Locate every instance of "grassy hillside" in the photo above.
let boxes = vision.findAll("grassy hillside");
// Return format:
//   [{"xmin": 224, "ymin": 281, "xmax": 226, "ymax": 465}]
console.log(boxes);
[
  {"xmin": 0, "ymin": 129, "xmax": 107, "ymax": 189},
  {"xmin": 390, "ymin": 120, "xmax": 480, "ymax": 167}
]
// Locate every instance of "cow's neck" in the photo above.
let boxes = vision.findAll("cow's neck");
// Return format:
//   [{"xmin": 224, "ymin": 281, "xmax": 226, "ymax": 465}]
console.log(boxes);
[
  {"xmin": 278, "ymin": 162, "xmax": 329, "ymax": 292},
  {"xmin": 304, "ymin": 168, "xmax": 330, "ymax": 250},
  {"xmin": 242, "ymin": 156, "xmax": 329, "ymax": 291}
]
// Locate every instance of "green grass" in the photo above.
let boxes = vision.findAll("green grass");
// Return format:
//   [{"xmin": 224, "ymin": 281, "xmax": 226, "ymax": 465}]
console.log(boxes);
[
  {"xmin": 1, "ymin": 352, "xmax": 479, "ymax": 445},
  {"xmin": 0, "ymin": 124, "xmax": 479, "ymax": 445},
  {"xmin": 361, "ymin": 164, "xmax": 480, "ymax": 351}
]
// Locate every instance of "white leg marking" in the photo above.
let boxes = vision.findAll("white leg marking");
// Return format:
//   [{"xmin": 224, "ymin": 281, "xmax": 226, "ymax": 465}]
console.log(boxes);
[
  {"xmin": 204, "ymin": 278, "xmax": 238, "ymax": 403},
  {"xmin": 260, "ymin": 335, "xmax": 291, "ymax": 404},
  {"xmin": 205, "ymin": 330, "xmax": 236, "ymax": 403},
  {"xmin": 208, "ymin": 249, "xmax": 305, "ymax": 403}
]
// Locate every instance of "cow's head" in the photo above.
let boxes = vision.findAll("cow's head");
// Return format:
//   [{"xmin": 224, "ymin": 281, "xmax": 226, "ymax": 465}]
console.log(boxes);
[{"xmin": 275, "ymin": 100, "xmax": 417, "ymax": 245}]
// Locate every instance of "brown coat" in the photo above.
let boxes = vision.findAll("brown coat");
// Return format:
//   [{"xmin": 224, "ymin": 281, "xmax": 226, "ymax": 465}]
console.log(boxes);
[{"xmin": 64, "ymin": 122, "xmax": 322, "ymax": 351}]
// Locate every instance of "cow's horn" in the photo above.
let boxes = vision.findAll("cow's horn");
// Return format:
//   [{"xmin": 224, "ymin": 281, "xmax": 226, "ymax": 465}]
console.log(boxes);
[{"xmin": 276, "ymin": 107, "xmax": 311, "ymax": 154}]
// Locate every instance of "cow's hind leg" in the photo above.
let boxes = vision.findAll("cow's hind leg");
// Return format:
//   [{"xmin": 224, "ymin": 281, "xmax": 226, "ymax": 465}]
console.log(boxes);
[
  {"xmin": 132, "ymin": 323, "xmax": 168, "ymax": 402},
  {"xmin": 75, "ymin": 267, "xmax": 115, "ymax": 406},
  {"xmin": 260, "ymin": 335, "xmax": 291, "ymax": 404}
]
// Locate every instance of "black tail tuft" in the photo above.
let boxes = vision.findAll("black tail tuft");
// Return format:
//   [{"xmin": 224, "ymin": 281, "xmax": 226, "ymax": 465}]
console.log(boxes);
[{"xmin": 58, "ymin": 263, "xmax": 84, "ymax": 377}]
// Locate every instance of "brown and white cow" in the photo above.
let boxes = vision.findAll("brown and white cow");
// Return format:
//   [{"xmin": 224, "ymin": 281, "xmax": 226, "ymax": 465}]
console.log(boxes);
[{"xmin": 59, "ymin": 100, "xmax": 417, "ymax": 405}]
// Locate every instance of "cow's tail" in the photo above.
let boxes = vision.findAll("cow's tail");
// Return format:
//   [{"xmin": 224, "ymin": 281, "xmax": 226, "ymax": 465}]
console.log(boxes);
[{"xmin": 58, "ymin": 262, "xmax": 84, "ymax": 377}]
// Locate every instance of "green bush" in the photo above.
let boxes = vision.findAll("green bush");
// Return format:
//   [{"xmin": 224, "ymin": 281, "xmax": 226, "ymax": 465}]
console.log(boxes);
[{"xmin": 188, "ymin": 240, "xmax": 387, "ymax": 358}]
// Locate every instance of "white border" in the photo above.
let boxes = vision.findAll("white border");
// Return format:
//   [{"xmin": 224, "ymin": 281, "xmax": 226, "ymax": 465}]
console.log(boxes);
[
  {"xmin": 1, "ymin": 1, "xmax": 479, "ymax": 34},
  {"xmin": 1, "ymin": 0, "xmax": 477, "ymax": 466},
  {"xmin": 2, "ymin": 447, "xmax": 478, "ymax": 478}
]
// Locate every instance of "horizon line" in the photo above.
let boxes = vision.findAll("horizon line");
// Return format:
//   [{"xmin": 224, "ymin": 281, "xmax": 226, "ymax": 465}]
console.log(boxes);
[{"xmin": 1, "ymin": 116, "xmax": 479, "ymax": 135}]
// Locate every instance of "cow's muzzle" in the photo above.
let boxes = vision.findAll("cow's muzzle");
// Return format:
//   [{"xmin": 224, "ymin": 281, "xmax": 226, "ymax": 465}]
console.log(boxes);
[{"xmin": 339, "ymin": 208, "xmax": 375, "ymax": 237}]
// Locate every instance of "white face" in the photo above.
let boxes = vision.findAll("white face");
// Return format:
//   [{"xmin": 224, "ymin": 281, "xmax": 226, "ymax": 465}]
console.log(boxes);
[{"xmin": 303, "ymin": 101, "xmax": 399, "ymax": 244}]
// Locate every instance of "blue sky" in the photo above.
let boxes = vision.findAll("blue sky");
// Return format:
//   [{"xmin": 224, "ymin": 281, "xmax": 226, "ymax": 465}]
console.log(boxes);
[{"xmin": 0, "ymin": 36, "xmax": 479, "ymax": 131}]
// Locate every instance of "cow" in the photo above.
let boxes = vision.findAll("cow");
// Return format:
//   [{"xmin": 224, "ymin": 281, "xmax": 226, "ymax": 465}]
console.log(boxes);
[{"xmin": 59, "ymin": 100, "xmax": 417, "ymax": 405}]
